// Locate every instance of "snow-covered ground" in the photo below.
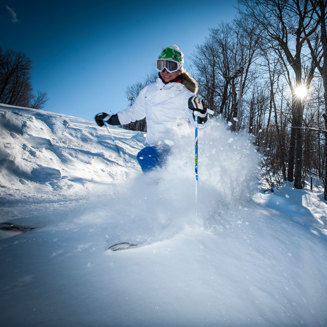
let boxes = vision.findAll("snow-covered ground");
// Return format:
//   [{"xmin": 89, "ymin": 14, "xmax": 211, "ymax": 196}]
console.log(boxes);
[{"xmin": 1, "ymin": 103, "xmax": 327, "ymax": 326}]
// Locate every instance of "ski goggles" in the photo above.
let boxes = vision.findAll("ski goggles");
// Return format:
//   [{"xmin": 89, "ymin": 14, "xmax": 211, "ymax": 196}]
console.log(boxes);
[{"xmin": 156, "ymin": 59, "xmax": 181, "ymax": 73}]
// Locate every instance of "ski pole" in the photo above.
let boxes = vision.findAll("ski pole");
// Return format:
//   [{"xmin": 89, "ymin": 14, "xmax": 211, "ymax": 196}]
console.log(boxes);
[
  {"xmin": 194, "ymin": 108, "xmax": 214, "ymax": 218},
  {"xmin": 194, "ymin": 112, "xmax": 199, "ymax": 218},
  {"xmin": 104, "ymin": 121, "xmax": 123, "ymax": 160}
]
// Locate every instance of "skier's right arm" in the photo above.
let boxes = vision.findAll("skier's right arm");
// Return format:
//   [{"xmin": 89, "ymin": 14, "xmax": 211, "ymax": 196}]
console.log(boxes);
[
  {"xmin": 116, "ymin": 87, "xmax": 147, "ymax": 125},
  {"xmin": 95, "ymin": 87, "xmax": 147, "ymax": 127}
]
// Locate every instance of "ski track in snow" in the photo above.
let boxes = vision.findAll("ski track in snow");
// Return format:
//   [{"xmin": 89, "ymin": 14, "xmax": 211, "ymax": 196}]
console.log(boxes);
[{"xmin": 1, "ymin": 103, "xmax": 327, "ymax": 326}]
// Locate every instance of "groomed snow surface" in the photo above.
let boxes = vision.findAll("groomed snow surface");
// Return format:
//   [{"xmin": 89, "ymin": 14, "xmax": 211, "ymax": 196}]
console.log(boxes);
[{"xmin": 1, "ymin": 103, "xmax": 327, "ymax": 326}]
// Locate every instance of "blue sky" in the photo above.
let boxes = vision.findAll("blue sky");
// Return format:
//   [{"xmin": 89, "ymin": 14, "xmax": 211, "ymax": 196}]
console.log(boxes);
[{"xmin": 1, "ymin": 0, "xmax": 238, "ymax": 120}]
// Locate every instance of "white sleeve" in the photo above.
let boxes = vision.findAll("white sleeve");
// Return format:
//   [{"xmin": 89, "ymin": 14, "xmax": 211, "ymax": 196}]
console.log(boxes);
[{"xmin": 117, "ymin": 87, "xmax": 147, "ymax": 125}]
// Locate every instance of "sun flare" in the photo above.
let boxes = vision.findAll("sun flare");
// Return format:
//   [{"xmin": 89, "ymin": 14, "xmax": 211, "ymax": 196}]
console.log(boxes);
[{"xmin": 294, "ymin": 84, "xmax": 308, "ymax": 100}]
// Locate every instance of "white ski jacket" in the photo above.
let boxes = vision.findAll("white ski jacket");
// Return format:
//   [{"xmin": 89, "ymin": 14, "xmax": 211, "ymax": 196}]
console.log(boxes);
[{"xmin": 118, "ymin": 77, "xmax": 197, "ymax": 146}]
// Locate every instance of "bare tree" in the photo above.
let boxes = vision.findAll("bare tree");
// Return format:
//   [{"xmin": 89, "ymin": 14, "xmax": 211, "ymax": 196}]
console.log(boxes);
[
  {"xmin": 191, "ymin": 1, "xmax": 326, "ymax": 195},
  {"xmin": 0, "ymin": 46, "xmax": 48, "ymax": 109},
  {"xmin": 192, "ymin": 37, "xmax": 222, "ymax": 112},
  {"xmin": 0, "ymin": 47, "xmax": 33, "ymax": 106},
  {"xmin": 305, "ymin": 0, "xmax": 327, "ymax": 198},
  {"xmin": 193, "ymin": 21, "xmax": 260, "ymax": 130},
  {"xmin": 239, "ymin": 0, "xmax": 320, "ymax": 189},
  {"xmin": 30, "ymin": 91, "xmax": 48, "ymax": 109}
]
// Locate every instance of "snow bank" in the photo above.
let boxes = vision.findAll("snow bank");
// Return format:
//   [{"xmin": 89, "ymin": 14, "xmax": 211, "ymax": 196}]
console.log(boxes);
[
  {"xmin": 0, "ymin": 103, "xmax": 143, "ymax": 221},
  {"xmin": 1, "ymin": 104, "xmax": 327, "ymax": 326}
]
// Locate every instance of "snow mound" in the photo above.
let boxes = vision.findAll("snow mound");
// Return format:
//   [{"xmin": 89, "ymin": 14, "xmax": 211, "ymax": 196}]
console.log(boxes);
[{"xmin": 0, "ymin": 103, "xmax": 144, "ymax": 220}]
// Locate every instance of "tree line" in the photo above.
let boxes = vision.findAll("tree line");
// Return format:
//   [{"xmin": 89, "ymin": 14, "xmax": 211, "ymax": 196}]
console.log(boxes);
[
  {"xmin": 0, "ymin": 46, "xmax": 47, "ymax": 109},
  {"xmin": 127, "ymin": 0, "xmax": 327, "ymax": 200}
]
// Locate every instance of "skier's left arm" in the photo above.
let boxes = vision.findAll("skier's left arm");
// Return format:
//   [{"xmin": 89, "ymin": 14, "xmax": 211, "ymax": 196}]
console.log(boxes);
[{"xmin": 188, "ymin": 96, "xmax": 213, "ymax": 127}]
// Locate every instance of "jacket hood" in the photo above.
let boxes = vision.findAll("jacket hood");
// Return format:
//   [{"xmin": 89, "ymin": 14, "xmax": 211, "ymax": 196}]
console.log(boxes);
[
  {"xmin": 158, "ymin": 71, "xmax": 198, "ymax": 95},
  {"xmin": 181, "ymin": 71, "xmax": 198, "ymax": 94}
]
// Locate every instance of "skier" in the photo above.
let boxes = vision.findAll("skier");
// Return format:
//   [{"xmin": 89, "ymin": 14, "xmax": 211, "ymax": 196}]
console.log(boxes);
[{"xmin": 95, "ymin": 45, "xmax": 209, "ymax": 172}]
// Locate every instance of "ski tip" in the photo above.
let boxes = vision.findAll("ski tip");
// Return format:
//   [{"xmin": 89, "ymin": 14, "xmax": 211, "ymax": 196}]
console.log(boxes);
[{"xmin": 107, "ymin": 242, "xmax": 140, "ymax": 252}]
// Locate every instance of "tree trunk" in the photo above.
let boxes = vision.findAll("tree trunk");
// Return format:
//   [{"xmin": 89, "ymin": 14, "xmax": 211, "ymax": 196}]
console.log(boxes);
[
  {"xmin": 272, "ymin": 89, "xmax": 287, "ymax": 181},
  {"xmin": 219, "ymin": 82, "xmax": 230, "ymax": 116},
  {"xmin": 324, "ymin": 140, "xmax": 327, "ymax": 200},
  {"xmin": 287, "ymin": 107, "xmax": 297, "ymax": 182},
  {"xmin": 294, "ymin": 101, "xmax": 305, "ymax": 189}
]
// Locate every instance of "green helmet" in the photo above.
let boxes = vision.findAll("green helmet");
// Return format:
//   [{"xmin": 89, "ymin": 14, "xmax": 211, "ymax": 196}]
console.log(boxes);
[{"xmin": 158, "ymin": 45, "xmax": 184, "ymax": 65}]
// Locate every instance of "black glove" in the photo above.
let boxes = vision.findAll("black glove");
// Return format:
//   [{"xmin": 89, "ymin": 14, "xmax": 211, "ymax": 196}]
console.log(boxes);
[
  {"xmin": 95, "ymin": 112, "xmax": 110, "ymax": 127},
  {"xmin": 95, "ymin": 112, "xmax": 120, "ymax": 127},
  {"xmin": 188, "ymin": 96, "xmax": 208, "ymax": 124}
]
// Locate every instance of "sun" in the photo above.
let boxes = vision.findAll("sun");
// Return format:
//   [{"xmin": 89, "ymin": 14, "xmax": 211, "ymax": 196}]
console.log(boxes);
[{"xmin": 294, "ymin": 84, "xmax": 308, "ymax": 100}]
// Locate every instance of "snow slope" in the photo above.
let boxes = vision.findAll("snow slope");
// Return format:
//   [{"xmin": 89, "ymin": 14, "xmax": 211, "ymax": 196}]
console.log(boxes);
[{"xmin": 1, "ymin": 103, "xmax": 327, "ymax": 326}]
